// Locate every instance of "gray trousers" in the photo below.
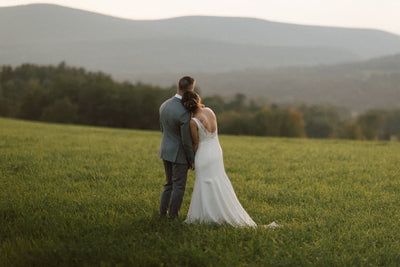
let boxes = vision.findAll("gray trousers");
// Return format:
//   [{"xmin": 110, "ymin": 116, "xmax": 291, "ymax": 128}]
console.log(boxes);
[{"xmin": 160, "ymin": 160, "xmax": 189, "ymax": 218}]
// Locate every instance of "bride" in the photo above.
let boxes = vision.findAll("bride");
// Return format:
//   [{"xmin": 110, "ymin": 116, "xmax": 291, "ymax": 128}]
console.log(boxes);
[{"xmin": 181, "ymin": 91, "xmax": 257, "ymax": 227}]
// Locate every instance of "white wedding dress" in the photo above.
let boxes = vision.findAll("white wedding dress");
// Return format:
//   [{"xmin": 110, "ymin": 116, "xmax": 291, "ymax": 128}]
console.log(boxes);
[{"xmin": 184, "ymin": 117, "xmax": 257, "ymax": 227}]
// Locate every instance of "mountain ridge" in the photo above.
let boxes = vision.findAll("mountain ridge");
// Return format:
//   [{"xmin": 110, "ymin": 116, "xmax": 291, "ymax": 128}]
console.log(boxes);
[{"xmin": 1, "ymin": 3, "xmax": 400, "ymax": 73}]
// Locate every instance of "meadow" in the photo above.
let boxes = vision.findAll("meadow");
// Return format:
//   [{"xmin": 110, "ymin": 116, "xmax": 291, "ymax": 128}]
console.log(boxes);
[{"xmin": 1, "ymin": 117, "xmax": 400, "ymax": 266}]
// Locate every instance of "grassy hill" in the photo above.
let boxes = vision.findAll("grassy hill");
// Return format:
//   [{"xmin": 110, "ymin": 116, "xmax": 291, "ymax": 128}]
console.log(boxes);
[{"xmin": 1, "ymin": 117, "xmax": 400, "ymax": 265}]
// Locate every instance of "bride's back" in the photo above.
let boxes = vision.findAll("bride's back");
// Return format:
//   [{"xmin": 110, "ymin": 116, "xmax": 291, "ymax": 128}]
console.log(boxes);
[{"xmin": 195, "ymin": 107, "xmax": 217, "ymax": 133}]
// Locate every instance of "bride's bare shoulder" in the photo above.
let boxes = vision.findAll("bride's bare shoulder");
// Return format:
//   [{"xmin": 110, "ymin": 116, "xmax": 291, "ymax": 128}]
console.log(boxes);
[{"xmin": 204, "ymin": 107, "xmax": 216, "ymax": 117}]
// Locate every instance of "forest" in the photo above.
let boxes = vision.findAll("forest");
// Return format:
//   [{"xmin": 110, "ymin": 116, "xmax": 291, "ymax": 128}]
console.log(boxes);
[{"xmin": 1, "ymin": 63, "xmax": 399, "ymax": 140}]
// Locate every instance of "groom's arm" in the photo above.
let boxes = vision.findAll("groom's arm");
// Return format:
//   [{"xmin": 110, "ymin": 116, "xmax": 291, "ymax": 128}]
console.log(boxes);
[{"xmin": 180, "ymin": 112, "xmax": 195, "ymax": 166}]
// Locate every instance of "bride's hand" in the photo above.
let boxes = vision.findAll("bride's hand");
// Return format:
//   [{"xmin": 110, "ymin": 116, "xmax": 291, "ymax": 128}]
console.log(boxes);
[{"xmin": 189, "ymin": 163, "xmax": 195, "ymax": 170}]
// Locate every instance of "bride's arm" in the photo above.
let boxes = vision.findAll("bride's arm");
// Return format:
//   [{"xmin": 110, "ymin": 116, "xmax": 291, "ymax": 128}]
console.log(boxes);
[{"xmin": 190, "ymin": 119, "xmax": 199, "ymax": 153}]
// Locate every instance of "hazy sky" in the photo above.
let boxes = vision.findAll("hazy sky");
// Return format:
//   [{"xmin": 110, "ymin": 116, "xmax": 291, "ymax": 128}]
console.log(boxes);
[{"xmin": 1, "ymin": 0, "xmax": 400, "ymax": 35}]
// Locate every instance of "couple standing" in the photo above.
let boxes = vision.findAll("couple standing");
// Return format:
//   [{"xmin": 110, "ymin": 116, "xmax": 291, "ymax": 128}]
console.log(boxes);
[{"xmin": 158, "ymin": 76, "xmax": 256, "ymax": 227}]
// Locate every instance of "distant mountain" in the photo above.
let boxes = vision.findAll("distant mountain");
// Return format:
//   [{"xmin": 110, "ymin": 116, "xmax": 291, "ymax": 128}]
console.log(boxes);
[
  {"xmin": 1, "ymin": 4, "xmax": 400, "ymax": 74},
  {"xmin": 129, "ymin": 54, "xmax": 400, "ymax": 113},
  {"xmin": 1, "ymin": 4, "xmax": 399, "ymax": 112}
]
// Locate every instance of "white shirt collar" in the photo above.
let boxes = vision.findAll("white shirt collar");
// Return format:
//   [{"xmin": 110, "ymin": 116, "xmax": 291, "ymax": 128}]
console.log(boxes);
[{"xmin": 174, "ymin": 94, "xmax": 182, "ymax": 100}]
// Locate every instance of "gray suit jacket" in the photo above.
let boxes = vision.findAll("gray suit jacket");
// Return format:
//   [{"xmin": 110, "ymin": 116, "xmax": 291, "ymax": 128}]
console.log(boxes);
[{"xmin": 158, "ymin": 96, "xmax": 195, "ymax": 164}]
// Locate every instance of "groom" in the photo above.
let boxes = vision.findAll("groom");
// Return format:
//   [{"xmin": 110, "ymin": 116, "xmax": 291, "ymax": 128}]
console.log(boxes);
[{"xmin": 158, "ymin": 76, "xmax": 195, "ymax": 219}]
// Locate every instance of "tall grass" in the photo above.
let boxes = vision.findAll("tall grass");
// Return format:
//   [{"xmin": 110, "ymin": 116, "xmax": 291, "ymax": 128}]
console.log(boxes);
[{"xmin": 1, "ymin": 117, "xmax": 400, "ymax": 266}]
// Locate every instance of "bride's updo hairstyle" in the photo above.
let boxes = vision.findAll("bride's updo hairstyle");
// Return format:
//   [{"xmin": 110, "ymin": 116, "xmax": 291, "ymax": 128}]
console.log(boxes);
[{"xmin": 182, "ymin": 91, "xmax": 204, "ymax": 113}]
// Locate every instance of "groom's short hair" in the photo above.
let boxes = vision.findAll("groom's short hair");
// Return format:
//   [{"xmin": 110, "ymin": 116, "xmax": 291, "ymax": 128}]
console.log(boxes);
[{"xmin": 179, "ymin": 76, "xmax": 195, "ymax": 92}]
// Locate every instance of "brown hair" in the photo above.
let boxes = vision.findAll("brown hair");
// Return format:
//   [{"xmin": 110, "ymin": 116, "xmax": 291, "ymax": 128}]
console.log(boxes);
[
  {"xmin": 178, "ymin": 76, "xmax": 195, "ymax": 92},
  {"xmin": 182, "ymin": 91, "xmax": 204, "ymax": 113}
]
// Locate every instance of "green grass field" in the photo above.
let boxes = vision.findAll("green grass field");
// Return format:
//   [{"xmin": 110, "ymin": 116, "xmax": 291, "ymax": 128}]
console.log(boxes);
[{"xmin": 1, "ymin": 117, "xmax": 400, "ymax": 266}]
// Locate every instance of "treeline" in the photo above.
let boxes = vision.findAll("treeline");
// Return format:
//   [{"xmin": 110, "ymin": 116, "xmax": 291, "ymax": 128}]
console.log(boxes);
[
  {"xmin": 0, "ymin": 63, "xmax": 175, "ymax": 130},
  {"xmin": 1, "ymin": 63, "xmax": 399, "ymax": 140},
  {"xmin": 205, "ymin": 94, "xmax": 400, "ymax": 140},
  {"xmin": 203, "ymin": 94, "xmax": 305, "ymax": 137}
]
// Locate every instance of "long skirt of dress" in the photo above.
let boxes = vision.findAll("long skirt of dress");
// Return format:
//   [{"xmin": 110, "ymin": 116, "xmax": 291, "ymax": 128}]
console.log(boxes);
[{"xmin": 184, "ymin": 136, "xmax": 257, "ymax": 227}]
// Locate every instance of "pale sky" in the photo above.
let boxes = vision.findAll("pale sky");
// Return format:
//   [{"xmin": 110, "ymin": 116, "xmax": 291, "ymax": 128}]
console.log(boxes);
[{"xmin": 1, "ymin": 0, "xmax": 400, "ymax": 35}]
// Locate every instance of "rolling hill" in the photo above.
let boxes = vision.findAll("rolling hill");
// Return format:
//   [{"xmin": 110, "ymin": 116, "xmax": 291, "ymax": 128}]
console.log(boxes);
[
  {"xmin": 1, "ymin": 4, "xmax": 400, "ymax": 74},
  {"xmin": 128, "ymin": 54, "xmax": 400, "ymax": 112},
  {"xmin": 1, "ymin": 4, "xmax": 400, "ymax": 112}
]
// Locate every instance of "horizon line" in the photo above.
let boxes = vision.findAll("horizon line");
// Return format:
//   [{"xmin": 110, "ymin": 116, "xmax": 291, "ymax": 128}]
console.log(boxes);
[{"xmin": 1, "ymin": 2, "xmax": 399, "ymax": 36}]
